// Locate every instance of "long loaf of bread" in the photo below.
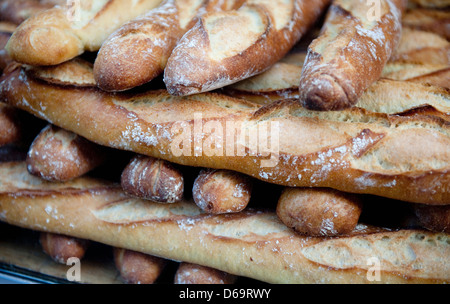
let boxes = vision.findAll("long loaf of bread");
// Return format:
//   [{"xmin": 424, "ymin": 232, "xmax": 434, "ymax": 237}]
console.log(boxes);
[
  {"xmin": 0, "ymin": 161, "xmax": 448, "ymax": 284},
  {"xmin": 298, "ymin": 0, "xmax": 406, "ymax": 110},
  {"xmin": 227, "ymin": 54, "xmax": 450, "ymax": 120},
  {"xmin": 0, "ymin": 62, "xmax": 449, "ymax": 205},
  {"xmin": 94, "ymin": 0, "xmax": 241, "ymax": 92},
  {"xmin": 163, "ymin": 0, "xmax": 331, "ymax": 96},
  {"xmin": 5, "ymin": 0, "xmax": 163, "ymax": 66}
]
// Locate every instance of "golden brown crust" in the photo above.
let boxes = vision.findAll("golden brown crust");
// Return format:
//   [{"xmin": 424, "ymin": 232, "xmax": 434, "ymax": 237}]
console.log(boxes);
[
  {"xmin": 94, "ymin": 0, "xmax": 232, "ymax": 92},
  {"xmin": 395, "ymin": 105, "xmax": 450, "ymax": 122},
  {"xmin": 225, "ymin": 58, "xmax": 450, "ymax": 118},
  {"xmin": 192, "ymin": 169, "xmax": 252, "ymax": 214},
  {"xmin": 113, "ymin": 247, "xmax": 167, "ymax": 284},
  {"xmin": 299, "ymin": 0, "xmax": 406, "ymax": 110},
  {"xmin": 5, "ymin": 7, "xmax": 84, "ymax": 66},
  {"xmin": 121, "ymin": 155, "xmax": 184, "ymax": 203},
  {"xmin": 405, "ymin": 68, "xmax": 450, "ymax": 90},
  {"xmin": 277, "ymin": 187, "xmax": 363, "ymax": 237},
  {"xmin": 93, "ymin": 0, "xmax": 184, "ymax": 92},
  {"xmin": 26, "ymin": 124, "xmax": 107, "ymax": 182},
  {"xmin": 0, "ymin": 162, "xmax": 448, "ymax": 284},
  {"xmin": 5, "ymin": 0, "xmax": 164, "ymax": 66},
  {"xmin": 414, "ymin": 204, "xmax": 450, "ymax": 233},
  {"xmin": 39, "ymin": 231, "xmax": 90, "ymax": 264},
  {"xmin": 174, "ymin": 262, "xmax": 237, "ymax": 284},
  {"xmin": 354, "ymin": 79, "xmax": 450, "ymax": 116},
  {"xmin": 224, "ymin": 51, "xmax": 305, "ymax": 105},
  {"xmin": 1, "ymin": 65, "xmax": 449, "ymax": 205},
  {"xmin": 164, "ymin": 0, "xmax": 330, "ymax": 96},
  {"xmin": 390, "ymin": 27, "xmax": 450, "ymax": 65},
  {"xmin": 402, "ymin": 8, "xmax": 450, "ymax": 40},
  {"xmin": 26, "ymin": 58, "xmax": 96, "ymax": 87}
]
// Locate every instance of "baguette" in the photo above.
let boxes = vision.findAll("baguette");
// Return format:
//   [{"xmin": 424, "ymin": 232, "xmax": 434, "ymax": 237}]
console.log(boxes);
[
  {"xmin": 94, "ymin": 0, "xmax": 239, "ymax": 92},
  {"xmin": 26, "ymin": 124, "xmax": 107, "ymax": 182},
  {"xmin": 174, "ymin": 262, "xmax": 237, "ymax": 284},
  {"xmin": 192, "ymin": 169, "xmax": 252, "ymax": 214},
  {"xmin": 381, "ymin": 62, "xmax": 449, "ymax": 82},
  {"xmin": 227, "ymin": 58, "xmax": 450, "ymax": 119},
  {"xmin": 354, "ymin": 79, "xmax": 450, "ymax": 118},
  {"xmin": 277, "ymin": 187, "xmax": 363, "ymax": 237},
  {"xmin": 40, "ymin": 232, "xmax": 90, "ymax": 264},
  {"xmin": 402, "ymin": 8, "xmax": 450, "ymax": 40},
  {"xmin": 121, "ymin": 155, "xmax": 184, "ymax": 203},
  {"xmin": 405, "ymin": 68, "xmax": 450, "ymax": 90},
  {"xmin": 0, "ymin": 161, "xmax": 448, "ymax": 284},
  {"xmin": 298, "ymin": 0, "xmax": 406, "ymax": 110},
  {"xmin": 113, "ymin": 247, "xmax": 167, "ymax": 284},
  {"xmin": 163, "ymin": 0, "xmax": 330, "ymax": 96},
  {"xmin": 390, "ymin": 27, "xmax": 450, "ymax": 65},
  {"xmin": 225, "ymin": 51, "xmax": 305, "ymax": 105},
  {"xmin": 5, "ymin": 0, "xmax": 163, "ymax": 66},
  {"xmin": 1, "ymin": 63, "xmax": 449, "ymax": 205}
]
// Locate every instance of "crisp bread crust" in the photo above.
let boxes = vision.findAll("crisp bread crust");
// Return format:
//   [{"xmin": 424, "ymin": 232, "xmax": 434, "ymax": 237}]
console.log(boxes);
[
  {"xmin": 0, "ymin": 63, "xmax": 449, "ymax": 204},
  {"xmin": 299, "ymin": 0, "xmax": 407, "ymax": 110},
  {"xmin": 5, "ymin": 0, "xmax": 164, "ymax": 65},
  {"xmin": 0, "ymin": 162, "xmax": 448, "ymax": 284},
  {"xmin": 163, "ymin": 0, "xmax": 331, "ymax": 95}
]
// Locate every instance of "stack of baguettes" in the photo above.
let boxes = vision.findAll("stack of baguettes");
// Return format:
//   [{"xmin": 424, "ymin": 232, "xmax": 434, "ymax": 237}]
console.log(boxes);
[{"xmin": 0, "ymin": 0, "xmax": 448, "ymax": 284}]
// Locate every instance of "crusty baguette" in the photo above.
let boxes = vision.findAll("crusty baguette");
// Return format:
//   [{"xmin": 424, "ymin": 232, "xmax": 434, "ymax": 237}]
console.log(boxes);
[
  {"xmin": 94, "ymin": 0, "xmax": 239, "ymax": 92},
  {"xmin": 402, "ymin": 8, "xmax": 450, "ymax": 40},
  {"xmin": 0, "ymin": 162, "xmax": 448, "ymax": 284},
  {"xmin": 354, "ymin": 79, "xmax": 450, "ymax": 118},
  {"xmin": 113, "ymin": 247, "xmax": 167, "ymax": 284},
  {"xmin": 192, "ymin": 169, "xmax": 252, "ymax": 214},
  {"xmin": 164, "ymin": 0, "xmax": 330, "ymax": 96},
  {"xmin": 40, "ymin": 232, "xmax": 90, "ymax": 264},
  {"xmin": 174, "ymin": 262, "xmax": 237, "ymax": 284},
  {"xmin": 121, "ymin": 155, "xmax": 184, "ymax": 203},
  {"xmin": 5, "ymin": 0, "xmax": 163, "ymax": 66},
  {"xmin": 390, "ymin": 27, "xmax": 450, "ymax": 65},
  {"xmin": 226, "ymin": 58, "xmax": 450, "ymax": 118},
  {"xmin": 26, "ymin": 124, "xmax": 107, "ymax": 182},
  {"xmin": 381, "ymin": 62, "xmax": 449, "ymax": 82},
  {"xmin": 0, "ymin": 0, "xmax": 64, "ymax": 25},
  {"xmin": 225, "ymin": 51, "xmax": 305, "ymax": 105},
  {"xmin": 277, "ymin": 188, "xmax": 363, "ymax": 237},
  {"xmin": 298, "ymin": 0, "xmax": 406, "ymax": 110},
  {"xmin": 1, "ymin": 63, "xmax": 449, "ymax": 205},
  {"xmin": 405, "ymin": 68, "xmax": 450, "ymax": 90},
  {"xmin": 396, "ymin": 105, "xmax": 450, "ymax": 122}
]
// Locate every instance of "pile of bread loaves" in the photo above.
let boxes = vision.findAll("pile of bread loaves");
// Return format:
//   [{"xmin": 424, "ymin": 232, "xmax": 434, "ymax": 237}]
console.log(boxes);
[{"xmin": 0, "ymin": 0, "xmax": 448, "ymax": 284}]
